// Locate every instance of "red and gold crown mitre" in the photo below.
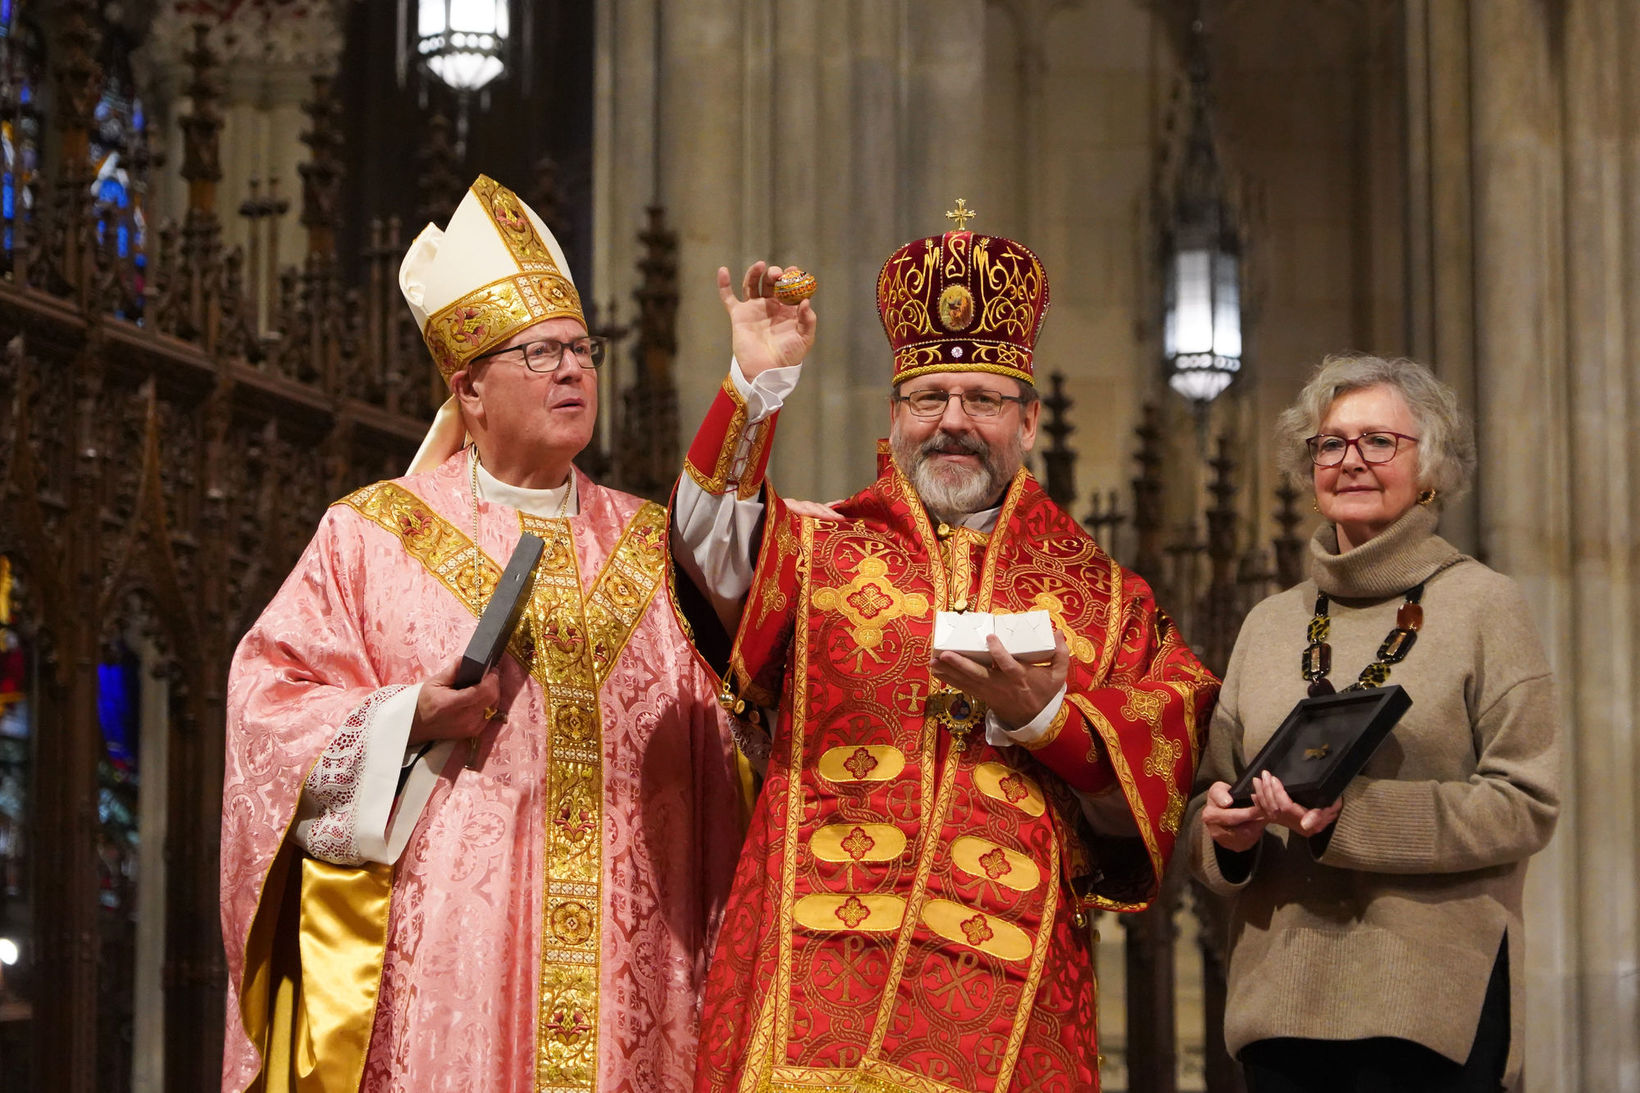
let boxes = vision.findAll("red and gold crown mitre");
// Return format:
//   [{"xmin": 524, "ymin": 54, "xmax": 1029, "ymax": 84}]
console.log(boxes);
[
  {"xmin": 876, "ymin": 210, "xmax": 1050, "ymax": 387},
  {"xmin": 399, "ymin": 174, "xmax": 585, "ymax": 385}
]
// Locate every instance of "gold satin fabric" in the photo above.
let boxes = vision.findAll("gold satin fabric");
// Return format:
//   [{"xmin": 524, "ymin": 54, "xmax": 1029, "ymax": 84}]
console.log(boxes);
[{"xmin": 241, "ymin": 852, "xmax": 394, "ymax": 1093}]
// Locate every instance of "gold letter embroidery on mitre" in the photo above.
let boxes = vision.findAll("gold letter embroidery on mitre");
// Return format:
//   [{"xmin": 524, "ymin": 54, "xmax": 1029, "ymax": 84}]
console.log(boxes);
[
  {"xmin": 972, "ymin": 242, "xmax": 1044, "ymax": 340},
  {"xmin": 878, "ymin": 248, "xmax": 938, "ymax": 341}
]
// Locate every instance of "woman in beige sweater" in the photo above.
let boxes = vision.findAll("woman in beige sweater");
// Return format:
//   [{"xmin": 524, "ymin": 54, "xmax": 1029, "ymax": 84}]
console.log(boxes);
[{"xmin": 1187, "ymin": 355, "xmax": 1560, "ymax": 1092}]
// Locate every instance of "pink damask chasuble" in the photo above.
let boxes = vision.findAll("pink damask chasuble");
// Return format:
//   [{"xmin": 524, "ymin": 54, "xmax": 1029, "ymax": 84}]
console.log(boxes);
[{"xmin": 221, "ymin": 455, "xmax": 741, "ymax": 1092}]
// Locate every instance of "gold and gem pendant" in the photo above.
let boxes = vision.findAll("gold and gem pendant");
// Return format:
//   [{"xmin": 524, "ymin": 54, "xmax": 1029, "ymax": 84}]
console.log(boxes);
[{"xmin": 928, "ymin": 689, "xmax": 986, "ymax": 751}]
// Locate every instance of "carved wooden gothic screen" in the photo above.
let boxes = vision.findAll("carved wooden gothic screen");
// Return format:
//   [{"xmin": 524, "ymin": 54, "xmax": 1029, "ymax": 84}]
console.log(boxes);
[{"xmin": 0, "ymin": 3, "xmax": 676, "ymax": 1090}]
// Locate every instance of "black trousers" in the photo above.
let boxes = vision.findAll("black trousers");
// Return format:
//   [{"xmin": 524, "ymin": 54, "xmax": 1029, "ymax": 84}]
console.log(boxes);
[{"xmin": 1240, "ymin": 943, "xmax": 1510, "ymax": 1093}]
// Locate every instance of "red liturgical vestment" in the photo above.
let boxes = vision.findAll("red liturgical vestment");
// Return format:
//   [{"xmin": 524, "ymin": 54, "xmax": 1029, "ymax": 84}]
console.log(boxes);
[{"xmin": 682, "ymin": 400, "xmax": 1218, "ymax": 1093}]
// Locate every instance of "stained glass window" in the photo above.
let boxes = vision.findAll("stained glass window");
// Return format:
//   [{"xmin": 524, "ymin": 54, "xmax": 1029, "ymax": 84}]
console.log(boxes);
[
  {"xmin": 90, "ymin": 64, "xmax": 144, "ymax": 259},
  {"xmin": 96, "ymin": 640, "xmax": 139, "ymax": 920},
  {"xmin": 0, "ymin": 556, "xmax": 33, "ymax": 1043},
  {"xmin": 0, "ymin": 1, "xmax": 42, "ymax": 264},
  {"xmin": 91, "ymin": 26, "xmax": 148, "ymax": 322}
]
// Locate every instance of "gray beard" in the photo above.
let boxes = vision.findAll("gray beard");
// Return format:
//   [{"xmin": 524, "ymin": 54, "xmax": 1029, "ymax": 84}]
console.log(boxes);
[{"xmin": 891, "ymin": 426, "xmax": 1024, "ymax": 525}]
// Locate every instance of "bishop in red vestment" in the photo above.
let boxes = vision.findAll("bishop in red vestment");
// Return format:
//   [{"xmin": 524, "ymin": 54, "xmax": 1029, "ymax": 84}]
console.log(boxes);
[{"xmin": 671, "ymin": 214, "xmax": 1220, "ymax": 1093}]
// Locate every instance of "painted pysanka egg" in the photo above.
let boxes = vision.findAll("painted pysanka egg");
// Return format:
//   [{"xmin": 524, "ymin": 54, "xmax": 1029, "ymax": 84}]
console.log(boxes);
[
  {"xmin": 938, "ymin": 283, "xmax": 976, "ymax": 331},
  {"xmin": 773, "ymin": 267, "xmax": 818, "ymax": 305}
]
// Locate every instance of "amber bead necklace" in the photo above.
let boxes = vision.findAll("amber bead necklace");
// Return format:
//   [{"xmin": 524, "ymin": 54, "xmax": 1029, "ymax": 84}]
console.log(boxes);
[{"xmin": 1301, "ymin": 582, "xmax": 1425, "ymax": 696}]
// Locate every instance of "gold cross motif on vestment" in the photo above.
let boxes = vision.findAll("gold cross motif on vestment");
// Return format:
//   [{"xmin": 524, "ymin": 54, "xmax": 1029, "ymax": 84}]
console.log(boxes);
[{"xmin": 944, "ymin": 197, "xmax": 977, "ymax": 230}]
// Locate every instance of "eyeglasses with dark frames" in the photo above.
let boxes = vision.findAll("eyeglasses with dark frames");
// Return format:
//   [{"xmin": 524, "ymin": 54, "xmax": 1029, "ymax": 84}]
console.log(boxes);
[
  {"xmin": 473, "ymin": 335, "xmax": 609, "ymax": 372},
  {"xmin": 893, "ymin": 388, "xmax": 1029, "ymax": 419},
  {"xmin": 1304, "ymin": 431, "xmax": 1419, "ymax": 467}
]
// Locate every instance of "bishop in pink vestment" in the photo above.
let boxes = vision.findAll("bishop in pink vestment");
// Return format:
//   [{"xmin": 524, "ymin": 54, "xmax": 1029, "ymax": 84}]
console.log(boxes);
[{"xmin": 220, "ymin": 176, "xmax": 743, "ymax": 1092}]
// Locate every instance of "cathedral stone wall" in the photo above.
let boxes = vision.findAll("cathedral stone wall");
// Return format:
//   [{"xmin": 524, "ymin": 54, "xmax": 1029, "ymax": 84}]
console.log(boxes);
[{"xmin": 594, "ymin": 2, "xmax": 1640, "ymax": 1090}]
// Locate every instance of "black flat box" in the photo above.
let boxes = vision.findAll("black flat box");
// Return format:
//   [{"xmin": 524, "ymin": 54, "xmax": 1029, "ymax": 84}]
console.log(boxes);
[
  {"xmin": 453, "ymin": 533, "xmax": 545, "ymax": 688},
  {"xmin": 1228, "ymin": 685, "xmax": 1412, "ymax": 809}
]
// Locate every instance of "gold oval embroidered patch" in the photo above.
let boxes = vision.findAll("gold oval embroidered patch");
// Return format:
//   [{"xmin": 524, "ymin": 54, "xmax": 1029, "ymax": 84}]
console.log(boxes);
[
  {"xmin": 793, "ymin": 893, "xmax": 907, "ymax": 933},
  {"xmin": 809, "ymin": 823, "xmax": 908, "ymax": 863},
  {"xmin": 950, "ymin": 835, "xmax": 1041, "ymax": 892},
  {"xmin": 817, "ymin": 744, "xmax": 907, "ymax": 783},
  {"xmin": 938, "ymin": 283, "xmax": 976, "ymax": 332},
  {"xmin": 973, "ymin": 762, "xmax": 1046, "ymax": 817},
  {"xmin": 921, "ymin": 899, "xmax": 1033, "ymax": 961}
]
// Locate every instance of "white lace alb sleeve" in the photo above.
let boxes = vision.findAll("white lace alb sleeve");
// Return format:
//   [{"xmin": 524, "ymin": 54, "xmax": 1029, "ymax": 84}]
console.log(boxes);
[{"xmin": 292, "ymin": 683, "xmax": 453, "ymax": 866}]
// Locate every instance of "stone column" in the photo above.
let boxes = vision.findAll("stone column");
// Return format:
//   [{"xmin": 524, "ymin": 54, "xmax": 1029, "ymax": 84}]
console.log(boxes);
[
  {"xmin": 130, "ymin": 639, "xmax": 169, "ymax": 1093},
  {"xmin": 763, "ymin": 0, "xmax": 839, "ymax": 495},
  {"xmin": 591, "ymin": 0, "xmax": 659, "ymax": 446},
  {"xmin": 1553, "ymin": 0, "xmax": 1640, "ymax": 1086},
  {"xmin": 139, "ymin": 1, "xmax": 342, "ymax": 275},
  {"xmin": 1470, "ymin": 4, "xmax": 1577, "ymax": 1090},
  {"xmin": 654, "ymin": 0, "xmax": 750, "ymax": 470},
  {"xmin": 1463, "ymin": 0, "xmax": 1640, "ymax": 1088},
  {"xmin": 1402, "ymin": 0, "xmax": 1479, "ymax": 553},
  {"xmin": 596, "ymin": 0, "xmax": 993, "ymax": 503}
]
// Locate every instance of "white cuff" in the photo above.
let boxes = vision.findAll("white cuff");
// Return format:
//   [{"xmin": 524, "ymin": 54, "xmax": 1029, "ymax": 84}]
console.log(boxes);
[
  {"xmin": 984, "ymin": 685, "xmax": 1067, "ymax": 747},
  {"xmin": 729, "ymin": 356, "xmax": 802, "ymax": 421},
  {"xmin": 354, "ymin": 684, "xmax": 451, "ymax": 864}
]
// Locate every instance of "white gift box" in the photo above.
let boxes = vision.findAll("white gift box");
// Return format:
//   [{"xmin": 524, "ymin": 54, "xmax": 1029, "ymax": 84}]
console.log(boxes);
[
  {"xmin": 992, "ymin": 612, "xmax": 1056, "ymax": 661},
  {"xmin": 931, "ymin": 609, "xmax": 1055, "ymax": 666},
  {"xmin": 932, "ymin": 611, "xmax": 994, "ymax": 662}
]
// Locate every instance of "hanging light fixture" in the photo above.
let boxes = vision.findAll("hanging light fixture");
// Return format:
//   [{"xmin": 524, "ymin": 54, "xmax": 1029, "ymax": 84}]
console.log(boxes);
[
  {"xmin": 413, "ymin": 0, "xmax": 510, "ymax": 94},
  {"xmin": 1160, "ymin": 15, "xmax": 1242, "ymax": 405}
]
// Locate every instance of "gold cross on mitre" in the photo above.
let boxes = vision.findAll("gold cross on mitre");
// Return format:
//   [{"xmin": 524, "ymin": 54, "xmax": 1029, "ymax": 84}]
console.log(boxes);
[{"xmin": 944, "ymin": 198, "xmax": 977, "ymax": 231}]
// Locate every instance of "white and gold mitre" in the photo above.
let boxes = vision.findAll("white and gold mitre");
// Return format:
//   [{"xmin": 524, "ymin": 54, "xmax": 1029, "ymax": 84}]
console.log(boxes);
[{"xmin": 399, "ymin": 174, "xmax": 584, "ymax": 385}]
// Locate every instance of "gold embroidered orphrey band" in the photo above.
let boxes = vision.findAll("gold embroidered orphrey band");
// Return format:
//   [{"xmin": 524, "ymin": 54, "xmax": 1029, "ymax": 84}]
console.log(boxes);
[{"xmin": 340, "ymin": 482, "xmax": 670, "ymax": 1093}]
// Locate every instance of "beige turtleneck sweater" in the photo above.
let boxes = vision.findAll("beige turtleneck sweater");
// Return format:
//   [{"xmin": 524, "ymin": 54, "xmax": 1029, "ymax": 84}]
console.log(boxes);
[{"xmin": 1185, "ymin": 504, "xmax": 1560, "ymax": 1090}]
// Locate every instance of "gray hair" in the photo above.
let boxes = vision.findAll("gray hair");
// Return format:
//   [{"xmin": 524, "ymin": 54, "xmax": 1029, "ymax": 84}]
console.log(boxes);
[{"xmin": 1275, "ymin": 354, "xmax": 1476, "ymax": 500}]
